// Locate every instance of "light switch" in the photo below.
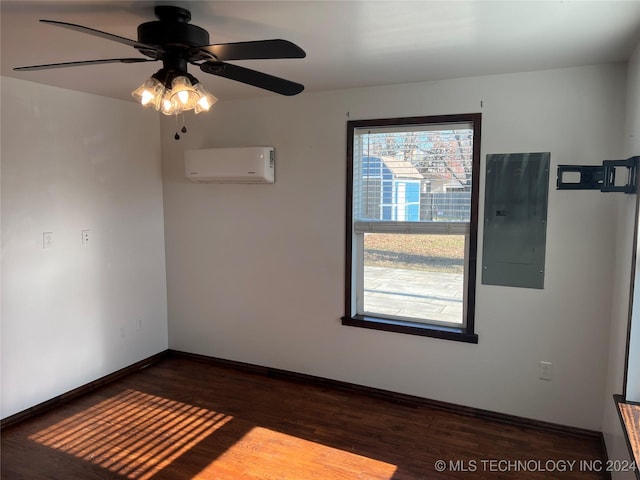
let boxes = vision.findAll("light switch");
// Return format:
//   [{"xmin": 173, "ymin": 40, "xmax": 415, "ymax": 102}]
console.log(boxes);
[{"xmin": 43, "ymin": 232, "xmax": 54, "ymax": 249}]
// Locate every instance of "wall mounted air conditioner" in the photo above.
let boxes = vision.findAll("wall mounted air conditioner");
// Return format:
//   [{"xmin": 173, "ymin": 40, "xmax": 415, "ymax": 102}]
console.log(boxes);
[{"xmin": 185, "ymin": 147, "xmax": 275, "ymax": 183}]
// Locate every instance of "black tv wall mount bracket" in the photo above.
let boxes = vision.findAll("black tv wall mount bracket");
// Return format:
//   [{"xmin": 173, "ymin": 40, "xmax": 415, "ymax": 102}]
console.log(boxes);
[{"xmin": 556, "ymin": 156, "xmax": 639, "ymax": 194}]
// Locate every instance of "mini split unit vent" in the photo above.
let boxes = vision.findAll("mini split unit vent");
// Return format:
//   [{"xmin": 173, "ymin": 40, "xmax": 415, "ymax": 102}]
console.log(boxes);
[{"xmin": 185, "ymin": 147, "xmax": 275, "ymax": 183}]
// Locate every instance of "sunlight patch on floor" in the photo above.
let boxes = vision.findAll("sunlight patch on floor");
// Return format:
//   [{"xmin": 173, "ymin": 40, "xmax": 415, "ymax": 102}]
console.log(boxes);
[
  {"xmin": 28, "ymin": 389, "xmax": 233, "ymax": 479},
  {"xmin": 197, "ymin": 426, "xmax": 398, "ymax": 480}
]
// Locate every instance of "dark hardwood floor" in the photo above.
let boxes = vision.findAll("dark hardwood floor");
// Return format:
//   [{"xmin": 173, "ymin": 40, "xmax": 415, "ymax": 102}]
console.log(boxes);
[{"xmin": 2, "ymin": 354, "xmax": 607, "ymax": 479}]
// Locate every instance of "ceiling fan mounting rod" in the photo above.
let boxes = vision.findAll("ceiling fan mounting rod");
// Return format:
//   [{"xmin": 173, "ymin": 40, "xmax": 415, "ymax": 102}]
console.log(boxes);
[{"xmin": 155, "ymin": 5, "xmax": 191, "ymax": 23}]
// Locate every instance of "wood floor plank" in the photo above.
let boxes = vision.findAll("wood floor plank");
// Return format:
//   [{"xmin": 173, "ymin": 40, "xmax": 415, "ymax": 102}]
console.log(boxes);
[{"xmin": 2, "ymin": 355, "xmax": 608, "ymax": 479}]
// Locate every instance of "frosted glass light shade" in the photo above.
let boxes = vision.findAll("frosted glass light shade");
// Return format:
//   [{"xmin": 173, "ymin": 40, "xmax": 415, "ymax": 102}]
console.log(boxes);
[
  {"xmin": 169, "ymin": 76, "xmax": 199, "ymax": 110},
  {"xmin": 131, "ymin": 77, "xmax": 164, "ymax": 110},
  {"xmin": 160, "ymin": 90, "xmax": 181, "ymax": 116},
  {"xmin": 193, "ymin": 83, "xmax": 218, "ymax": 114}
]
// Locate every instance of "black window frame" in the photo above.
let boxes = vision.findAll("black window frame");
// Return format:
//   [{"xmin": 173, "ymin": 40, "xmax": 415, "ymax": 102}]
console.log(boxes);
[{"xmin": 342, "ymin": 113, "xmax": 482, "ymax": 343}]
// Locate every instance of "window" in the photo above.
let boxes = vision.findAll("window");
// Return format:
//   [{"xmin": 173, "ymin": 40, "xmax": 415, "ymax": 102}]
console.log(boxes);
[{"xmin": 343, "ymin": 114, "xmax": 481, "ymax": 343}]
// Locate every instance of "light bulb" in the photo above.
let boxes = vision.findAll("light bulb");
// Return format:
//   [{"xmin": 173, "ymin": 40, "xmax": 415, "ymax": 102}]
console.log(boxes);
[
  {"xmin": 140, "ymin": 90, "xmax": 155, "ymax": 105},
  {"xmin": 178, "ymin": 90, "xmax": 190, "ymax": 105},
  {"xmin": 198, "ymin": 96, "xmax": 211, "ymax": 110}
]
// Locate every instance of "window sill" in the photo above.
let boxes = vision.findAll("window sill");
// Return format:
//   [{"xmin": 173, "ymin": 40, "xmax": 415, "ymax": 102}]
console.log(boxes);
[
  {"xmin": 342, "ymin": 315, "xmax": 478, "ymax": 344},
  {"xmin": 614, "ymin": 395, "xmax": 640, "ymax": 479}
]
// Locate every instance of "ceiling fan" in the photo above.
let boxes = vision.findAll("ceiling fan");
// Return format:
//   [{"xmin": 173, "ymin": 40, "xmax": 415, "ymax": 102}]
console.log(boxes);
[{"xmin": 14, "ymin": 5, "xmax": 306, "ymax": 116}]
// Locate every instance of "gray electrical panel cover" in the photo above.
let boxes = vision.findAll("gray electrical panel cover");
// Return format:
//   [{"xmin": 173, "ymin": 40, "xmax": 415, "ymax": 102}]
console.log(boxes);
[{"xmin": 482, "ymin": 152, "xmax": 550, "ymax": 289}]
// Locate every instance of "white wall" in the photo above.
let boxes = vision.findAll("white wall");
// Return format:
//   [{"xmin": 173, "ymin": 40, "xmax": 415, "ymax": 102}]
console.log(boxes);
[
  {"xmin": 602, "ymin": 39, "xmax": 640, "ymax": 479},
  {"xmin": 162, "ymin": 63, "xmax": 625, "ymax": 431},
  {"xmin": 1, "ymin": 77, "xmax": 169, "ymax": 419}
]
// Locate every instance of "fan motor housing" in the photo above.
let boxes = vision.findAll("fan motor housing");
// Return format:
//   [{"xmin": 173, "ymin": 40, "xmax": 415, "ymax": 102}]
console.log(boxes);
[{"xmin": 138, "ymin": 20, "xmax": 210, "ymax": 48}]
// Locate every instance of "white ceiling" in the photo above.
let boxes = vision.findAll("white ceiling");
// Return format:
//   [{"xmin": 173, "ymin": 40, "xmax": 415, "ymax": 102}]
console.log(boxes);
[{"xmin": 2, "ymin": 1, "xmax": 640, "ymax": 103}]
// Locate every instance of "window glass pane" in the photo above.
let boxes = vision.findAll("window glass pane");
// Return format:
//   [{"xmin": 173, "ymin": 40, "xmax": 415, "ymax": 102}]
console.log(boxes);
[
  {"xmin": 362, "ymin": 233, "xmax": 465, "ymax": 325},
  {"xmin": 354, "ymin": 127, "xmax": 473, "ymax": 223}
]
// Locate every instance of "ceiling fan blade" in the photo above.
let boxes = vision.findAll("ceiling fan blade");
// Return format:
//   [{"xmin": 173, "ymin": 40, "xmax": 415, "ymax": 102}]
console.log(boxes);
[
  {"xmin": 195, "ymin": 39, "xmax": 306, "ymax": 61},
  {"xmin": 200, "ymin": 62, "xmax": 304, "ymax": 96},
  {"xmin": 40, "ymin": 19, "xmax": 162, "ymax": 56},
  {"xmin": 14, "ymin": 58, "xmax": 155, "ymax": 71}
]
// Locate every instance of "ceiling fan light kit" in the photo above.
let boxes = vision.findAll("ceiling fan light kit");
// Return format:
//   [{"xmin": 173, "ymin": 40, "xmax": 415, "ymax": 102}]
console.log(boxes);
[
  {"xmin": 132, "ymin": 68, "xmax": 218, "ymax": 115},
  {"xmin": 14, "ymin": 4, "xmax": 306, "ymax": 121}
]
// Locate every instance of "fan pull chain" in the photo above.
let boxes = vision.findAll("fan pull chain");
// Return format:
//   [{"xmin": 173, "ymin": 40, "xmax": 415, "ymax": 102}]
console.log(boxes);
[{"xmin": 174, "ymin": 114, "xmax": 188, "ymax": 140}]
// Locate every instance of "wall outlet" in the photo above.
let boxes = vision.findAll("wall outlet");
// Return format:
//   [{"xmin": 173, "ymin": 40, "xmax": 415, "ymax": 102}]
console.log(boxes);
[
  {"xmin": 539, "ymin": 361, "xmax": 552, "ymax": 380},
  {"xmin": 81, "ymin": 230, "xmax": 90, "ymax": 246}
]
